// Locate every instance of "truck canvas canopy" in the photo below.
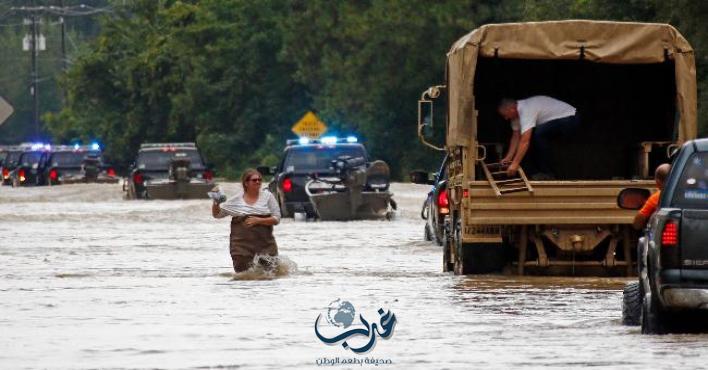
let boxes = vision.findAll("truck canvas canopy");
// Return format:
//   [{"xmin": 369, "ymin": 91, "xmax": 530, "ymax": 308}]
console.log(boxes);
[{"xmin": 447, "ymin": 20, "xmax": 697, "ymax": 179}]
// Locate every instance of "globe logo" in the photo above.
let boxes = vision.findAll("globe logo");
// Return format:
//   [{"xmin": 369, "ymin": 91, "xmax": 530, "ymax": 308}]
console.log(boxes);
[{"xmin": 326, "ymin": 299, "xmax": 356, "ymax": 328}]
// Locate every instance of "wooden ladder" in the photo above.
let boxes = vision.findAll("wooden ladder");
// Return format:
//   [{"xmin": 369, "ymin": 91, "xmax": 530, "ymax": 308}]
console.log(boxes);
[{"xmin": 480, "ymin": 161, "xmax": 534, "ymax": 196}]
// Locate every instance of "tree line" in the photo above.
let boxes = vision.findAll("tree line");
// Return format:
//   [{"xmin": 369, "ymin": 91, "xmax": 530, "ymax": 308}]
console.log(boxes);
[{"xmin": 2, "ymin": 0, "xmax": 706, "ymax": 178}]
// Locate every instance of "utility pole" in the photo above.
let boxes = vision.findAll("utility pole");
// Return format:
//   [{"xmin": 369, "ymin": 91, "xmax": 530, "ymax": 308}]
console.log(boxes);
[
  {"xmin": 30, "ymin": 0, "xmax": 40, "ymax": 140},
  {"xmin": 59, "ymin": 0, "xmax": 67, "ymax": 71},
  {"xmin": 10, "ymin": 2, "xmax": 109, "ymax": 140}
]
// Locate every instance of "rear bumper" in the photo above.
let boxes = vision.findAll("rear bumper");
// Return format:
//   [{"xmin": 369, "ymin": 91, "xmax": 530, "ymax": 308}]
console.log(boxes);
[
  {"xmin": 662, "ymin": 288, "xmax": 708, "ymax": 310},
  {"xmin": 61, "ymin": 176, "xmax": 120, "ymax": 184},
  {"xmin": 284, "ymin": 201, "xmax": 315, "ymax": 216},
  {"xmin": 658, "ymin": 269, "xmax": 708, "ymax": 309}
]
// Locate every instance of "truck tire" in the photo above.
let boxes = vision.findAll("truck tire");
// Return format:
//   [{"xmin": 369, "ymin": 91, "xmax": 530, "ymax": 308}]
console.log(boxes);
[
  {"xmin": 622, "ymin": 281, "xmax": 642, "ymax": 326},
  {"xmin": 641, "ymin": 295, "xmax": 666, "ymax": 334},
  {"xmin": 443, "ymin": 239, "xmax": 453, "ymax": 272},
  {"xmin": 278, "ymin": 195, "xmax": 291, "ymax": 218},
  {"xmin": 452, "ymin": 219, "xmax": 507, "ymax": 274},
  {"xmin": 434, "ymin": 220, "xmax": 444, "ymax": 246},
  {"xmin": 424, "ymin": 225, "xmax": 433, "ymax": 241}
]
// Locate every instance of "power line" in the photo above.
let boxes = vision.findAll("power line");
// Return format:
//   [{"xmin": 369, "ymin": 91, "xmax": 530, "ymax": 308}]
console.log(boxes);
[
  {"xmin": 10, "ymin": 5, "xmax": 113, "ymax": 17},
  {"xmin": 8, "ymin": 2, "xmax": 111, "ymax": 140}
]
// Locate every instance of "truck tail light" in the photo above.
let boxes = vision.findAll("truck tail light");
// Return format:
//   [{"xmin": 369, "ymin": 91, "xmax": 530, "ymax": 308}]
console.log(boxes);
[
  {"xmin": 203, "ymin": 170, "xmax": 213, "ymax": 181},
  {"xmin": 661, "ymin": 220, "xmax": 679, "ymax": 247},
  {"xmin": 2, "ymin": 168, "xmax": 8, "ymax": 179},
  {"xmin": 106, "ymin": 168, "xmax": 116, "ymax": 177},
  {"xmin": 438, "ymin": 188, "xmax": 449, "ymax": 215},
  {"xmin": 49, "ymin": 169, "xmax": 58, "ymax": 181},
  {"xmin": 282, "ymin": 177, "xmax": 293, "ymax": 193},
  {"xmin": 18, "ymin": 169, "xmax": 26, "ymax": 182},
  {"xmin": 133, "ymin": 172, "xmax": 144, "ymax": 185}
]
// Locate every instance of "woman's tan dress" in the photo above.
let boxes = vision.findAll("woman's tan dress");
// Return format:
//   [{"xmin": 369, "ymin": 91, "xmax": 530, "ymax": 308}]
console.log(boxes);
[{"xmin": 229, "ymin": 215, "xmax": 278, "ymax": 272}]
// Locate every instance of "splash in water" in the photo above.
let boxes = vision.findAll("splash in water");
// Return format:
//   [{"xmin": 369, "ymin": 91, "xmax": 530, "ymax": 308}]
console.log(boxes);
[{"xmin": 229, "ymin": 255, "xmax": 298, "ymax": 281}]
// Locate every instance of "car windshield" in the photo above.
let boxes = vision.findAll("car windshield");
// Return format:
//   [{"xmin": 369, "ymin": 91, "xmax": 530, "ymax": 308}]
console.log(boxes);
[
  {"xmin": 137, "ymin": 150, "xmax": 205, "ymax": 170},
  {"xmin": 672, "ymin": 152, "xmax": 708, "ymax": 209},
  {"xmin": 283, "ymin": 145, "xmax": 367, "ymax": 172},
  {"xmin": 4, "ymin": 151, "xmax": 21, "ymax": 167},
  {"xmin": 20, "ymin": 151, "xmax": 42, "ymax": 167},
  {"xmin": 51, "ymin": 151, "xmax": 99, "ymax": 167}
]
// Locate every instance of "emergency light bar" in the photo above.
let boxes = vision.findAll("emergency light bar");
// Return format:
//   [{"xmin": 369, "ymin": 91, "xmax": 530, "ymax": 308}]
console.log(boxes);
[
  {"xmin": 286, "ymin": 136, "xmax": 359, "ymax": 146},
  {"xmin": 52, "ymin": 144, "xmax": 102, "ymax": 152},
  {"xmin": 140, "ymin": 142, "xmax": 197, "ymax": 149}
]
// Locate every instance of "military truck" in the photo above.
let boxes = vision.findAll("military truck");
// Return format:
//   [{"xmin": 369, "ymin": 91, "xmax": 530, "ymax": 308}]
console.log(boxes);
[{"xmin": 416, "ymin": 21, "xmax": 697, "ymax": 275}]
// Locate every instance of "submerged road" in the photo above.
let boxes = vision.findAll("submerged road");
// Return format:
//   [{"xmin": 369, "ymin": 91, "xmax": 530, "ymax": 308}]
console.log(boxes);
[{"xmin": 0, "ymin": 183, "xmax": 706, "ymax": 369}]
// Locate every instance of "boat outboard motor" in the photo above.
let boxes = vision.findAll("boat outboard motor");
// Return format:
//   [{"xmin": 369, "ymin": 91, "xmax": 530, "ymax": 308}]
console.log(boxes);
[
  {"xmin": 82, "ymin": 155, "xmax": 101, "ymax": 182},
  {"xmin": 329, "ymin": 155, "xmax": 367, "ymax": 216},
  {"xmin": 366, "ymin": 160, "xmax": 390, "ymax": 191},
  {"xmin": 331, "ymin": 155, "xmax": 367, "ymax": 188},
  {"xmin": 169, "ymin": 157, "xmax": 192, "ymax": 182}
]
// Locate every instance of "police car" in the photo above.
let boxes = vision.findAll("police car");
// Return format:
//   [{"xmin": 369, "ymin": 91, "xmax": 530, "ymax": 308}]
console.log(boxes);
[
  {"xmin": 1, "ymin": 145, "xmax": 23, "ymax": 186},
  {"xmin": 44, "ymin": 143, "xmax": 118, "ymax": 185},
  {"xmin": 259, "ymin": 136, "xmax": 376, "ymax": 218},
  {"xmin": 124, "ymin": 142, "xmax": 214, "ymax": 199},
  {"xmin": 9, "ymin": 143, "xmax": 52, "ymax": 187}
]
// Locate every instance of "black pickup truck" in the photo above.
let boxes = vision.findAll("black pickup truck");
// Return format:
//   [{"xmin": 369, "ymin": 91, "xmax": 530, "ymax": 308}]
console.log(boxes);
[
  {"xmin": 620, "ymin": 138, "xmax": 708, "ymax": 334},
  {"xmin": 261, "ymin": 137, "xmax": 371, "ymax": 218},
  {"xmin": 124, "ymin": 142, "xmax": 215, "ymax": 200}
]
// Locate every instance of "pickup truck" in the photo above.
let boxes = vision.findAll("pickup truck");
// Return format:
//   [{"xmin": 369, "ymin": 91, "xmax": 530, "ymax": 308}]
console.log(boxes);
[{"xmin": 620, "ymin": 138, "xmax": 708, "ymax": 333}]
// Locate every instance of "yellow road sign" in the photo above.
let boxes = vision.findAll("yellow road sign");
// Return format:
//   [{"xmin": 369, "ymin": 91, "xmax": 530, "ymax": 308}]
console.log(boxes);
[
  {"xmin": 291, "ymin": 111, "xmax": 327, "ymax": 139},
  {"xmin": 0, "ymin": 96, "xmax": 13, "ymax": 126}
]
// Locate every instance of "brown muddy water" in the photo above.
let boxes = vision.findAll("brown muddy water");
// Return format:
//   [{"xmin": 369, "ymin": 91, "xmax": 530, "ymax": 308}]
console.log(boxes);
[{"xmin": 1, "ymin": 183, "xmax": 707, "ymax": 369}]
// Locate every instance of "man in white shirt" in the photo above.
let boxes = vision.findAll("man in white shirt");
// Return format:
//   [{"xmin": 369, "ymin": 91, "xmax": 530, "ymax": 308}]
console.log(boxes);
[{"xmin": 497, "ymin": 96, "xmax": 579, "ymax": 178}]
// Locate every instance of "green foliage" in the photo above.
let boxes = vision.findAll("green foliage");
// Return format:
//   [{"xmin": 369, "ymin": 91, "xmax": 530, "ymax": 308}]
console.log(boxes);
[
  {"xmin": 47, "ymin": 0, "xmax": 307, "ymax": 175},
  {"xmin": 9, "ymin": 0, "xmax": 706, "ymax": 178}
]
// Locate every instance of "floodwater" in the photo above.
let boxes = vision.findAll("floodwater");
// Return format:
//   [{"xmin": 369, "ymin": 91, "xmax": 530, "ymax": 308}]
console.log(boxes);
[{"xmin": 1, "ymin": 182, "xmax": 707, "ymax": 369}]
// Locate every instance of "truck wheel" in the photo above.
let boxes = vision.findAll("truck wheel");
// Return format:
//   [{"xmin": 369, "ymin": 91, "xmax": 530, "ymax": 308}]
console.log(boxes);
[
  {"xmin": 622, "ymin": 281, "xmax": 642, "ymax": 326},
  {"xmin": 443, "ymin": 238, "xmax": 454, "ymax": 272},
  {"xmin": 434, "ymin": 220, "xmax": 444, "ymax": 246},
  {"xmin": 424, "ymin": 224, "xmax": 432, "ymax": 241},
  {"xmin": 641, "ymin": 295, "xmax": 666, "ymax": 334},
  {"xmin": 279, "ymin": 196, "xmax": 291, "ymax": 218},
  {"xmin": 452, "ymin": 219, "xmax": 507, "ymax": 274}
]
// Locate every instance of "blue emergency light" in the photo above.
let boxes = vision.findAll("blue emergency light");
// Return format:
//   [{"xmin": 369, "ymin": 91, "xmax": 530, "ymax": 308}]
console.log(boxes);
[{"xmin": 320, "ymin": 136, "xmax": 338, "ymax": 145}]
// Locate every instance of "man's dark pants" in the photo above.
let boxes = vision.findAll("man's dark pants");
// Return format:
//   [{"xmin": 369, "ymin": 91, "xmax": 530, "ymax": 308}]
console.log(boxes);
[{"xmin": 528, "ymin": 114, "xmax": 580, "ymax": 176}]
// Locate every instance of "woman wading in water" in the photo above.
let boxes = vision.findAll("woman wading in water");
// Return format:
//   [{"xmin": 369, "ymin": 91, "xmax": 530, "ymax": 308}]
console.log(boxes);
[{"xmin": 212, "ymin": 169, "xmax": 281, "ymax": 272}]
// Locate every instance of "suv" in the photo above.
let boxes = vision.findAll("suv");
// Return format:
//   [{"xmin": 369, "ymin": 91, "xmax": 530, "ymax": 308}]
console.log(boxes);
[
  {"xmin": 411, "ymin": 154, "xmax": 449, "ymax": 246},
  {"xmin": 124, "ymin": 142, "xmax": 214, "ymax": 199},
  {"xmin": 10, "ymin": 144, "xmax": 52, "ymax": 187},
  {"xmin": 619, "ymin": 138, "xmax": 708, "ymax": 333},
  {"xmin": 1, "ymin": 146, "xmax": 23, "ymax": 185},
  {"xmin": 44, "ymin": 145, "xmax": 118, "ymax": 185},
  {"xmin": 261, "ymin": 137, "xmax": 371, "ymax": 218}
]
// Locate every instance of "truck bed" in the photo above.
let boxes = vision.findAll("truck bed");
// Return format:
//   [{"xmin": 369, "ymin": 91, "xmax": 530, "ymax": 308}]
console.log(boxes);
[{"xmin": 464, "ymin": 180, "xmax": 655, "ymax": 225}]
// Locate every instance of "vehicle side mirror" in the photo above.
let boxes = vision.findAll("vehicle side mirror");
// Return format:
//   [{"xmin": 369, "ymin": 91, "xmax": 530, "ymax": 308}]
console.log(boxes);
[
  {"xmin": 418, "ymin": 100, "xmax": 434, "ymax": 137},
  {"xmin": 410, "ymin": 170, "xmax": 435, "ymax": 185},
  {"xmin": 617, "ymin": 188, "xmax": 651, "ymax": 210},
  {"xmin": 257, "ymin": 166, "xmax": 273, "ymax": 176},
  {"xmin": 667, "ymin": 144, "xmax": 680, "ymax": 160}
]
